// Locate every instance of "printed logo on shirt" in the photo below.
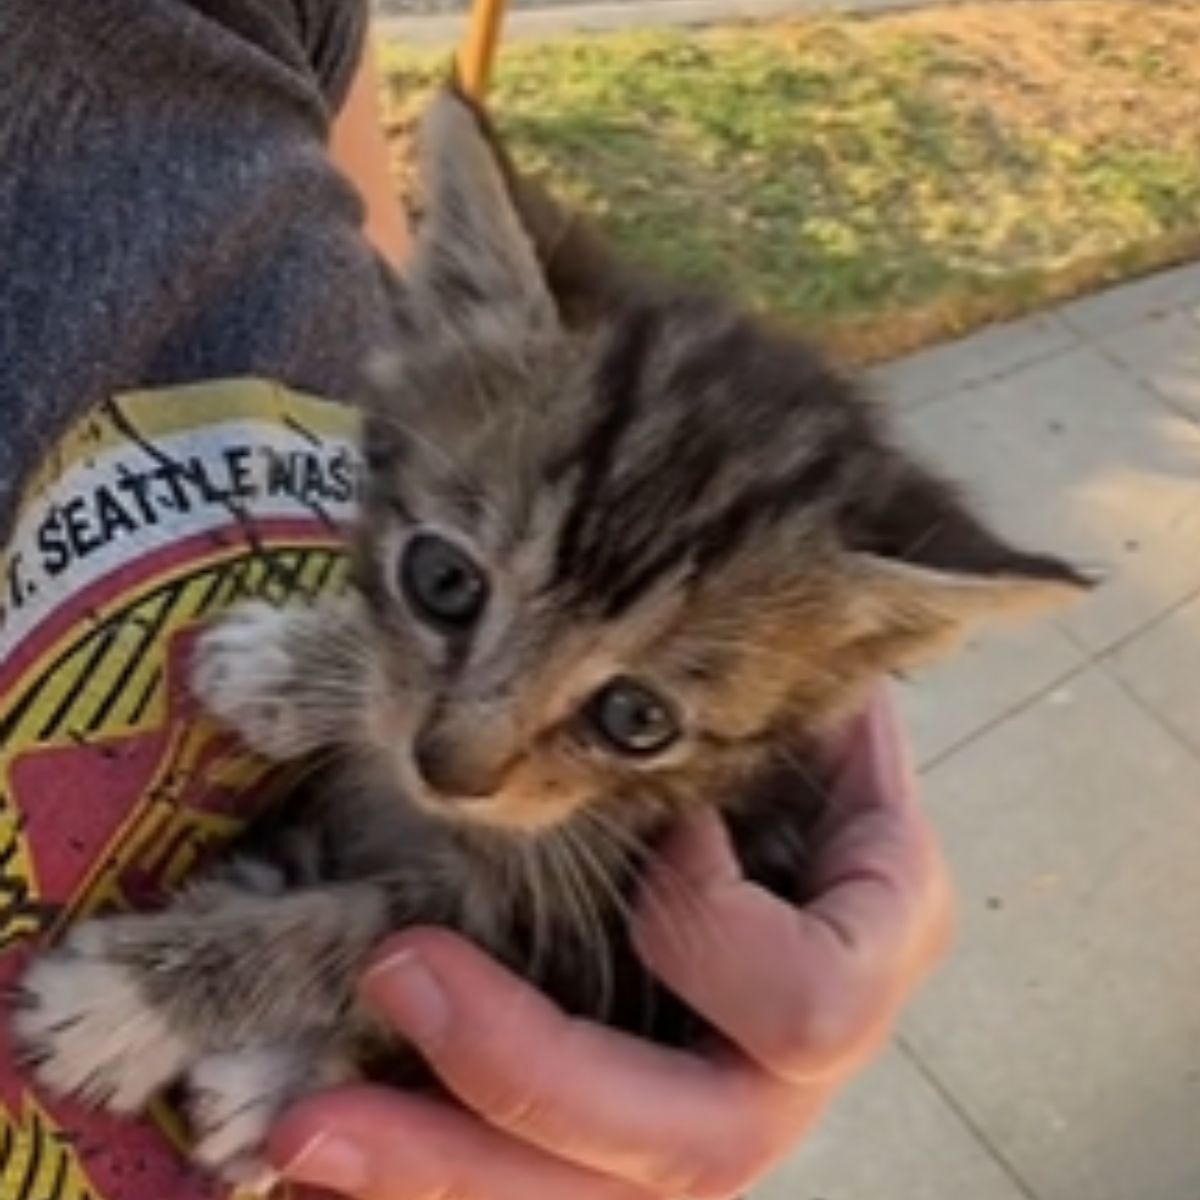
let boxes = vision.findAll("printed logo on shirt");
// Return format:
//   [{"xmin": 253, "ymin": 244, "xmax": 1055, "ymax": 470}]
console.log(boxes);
[{"xmin": 0, "ymin": 379, "xmax": 362, "ymax": 1200}]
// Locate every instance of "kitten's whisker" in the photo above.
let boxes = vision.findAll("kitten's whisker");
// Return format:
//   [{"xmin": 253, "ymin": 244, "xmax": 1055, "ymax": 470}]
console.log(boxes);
[
  {"xmin": 287, "ymin": 745, "xmax": 344, "ymax": 788},
  {"xmin": 774, "ymin": 742, "xmax": 836, "ymax": 818},
  {"xmin": 608, "ymin": 806, "xmax": 745, "ymax": 966},
  {"xmin": 518, "ymin": 839, "xmax": 552, "ymax": 984},
  {"xmin": 561, "ymin": 819, "xmax": 661, "ymax": 1035},
  {"xmin": 573, "ymin": 809, "xmax": 706, "ymax": 970},
  {"xmin": 901, "ymin": 517, "xmax": 950, "ymax": 562},
  {"xmin": 560, "ymin": 819, "xmax": 632, "ymax": 926},
  {"xmin": 562, "ymin": 835, "xmax": 617, "ymax": 1023},
  {"xmin": 543, "ymin": 831, "xmax": 614, "ymax": 1021},
  {"xmin": 635, "ymin": 861, "xmax": 718, "ymax": 967}
]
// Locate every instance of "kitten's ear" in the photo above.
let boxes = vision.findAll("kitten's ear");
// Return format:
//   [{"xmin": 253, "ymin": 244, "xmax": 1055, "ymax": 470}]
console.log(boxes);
[
  {"xmin": 444, "ymin": 84, "xmax": 646, "ymax": 325},
  {"xmin": 406, "ymin": 87, "xmax": 558, "ymax": 333},
  {"xmin": 840, "ymin": 463, "xmax": 1095, "ymax": 667}
]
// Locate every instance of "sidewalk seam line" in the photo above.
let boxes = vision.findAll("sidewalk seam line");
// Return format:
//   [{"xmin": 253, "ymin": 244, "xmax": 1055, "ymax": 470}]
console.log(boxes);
[{"xmin": 894, "ymin": 1036, "xmax": 1044, "ymax": 1200}]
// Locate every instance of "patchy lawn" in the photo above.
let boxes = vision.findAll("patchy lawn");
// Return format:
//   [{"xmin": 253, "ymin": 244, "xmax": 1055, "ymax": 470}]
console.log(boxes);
[{"xmin": 380, "ymin": 2, "xmax": 1200, "ymax": 363}]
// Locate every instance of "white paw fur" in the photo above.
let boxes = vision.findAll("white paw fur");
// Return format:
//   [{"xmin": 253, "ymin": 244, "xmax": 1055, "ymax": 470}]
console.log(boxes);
[
  {"xmin": 187, "ymin": 1043, "xmax": 356, "ymax": 1189},
  {"xmin": 191, "ymin": 602, "xmax": 307, "ymax": 760},
  {"xmin": 13, "ymin": 922, "xmax": 192, "ymax": 1113},
  {"xmin": 187, "ymin": 1047, "xmax": 303, "ymax": 1187}
]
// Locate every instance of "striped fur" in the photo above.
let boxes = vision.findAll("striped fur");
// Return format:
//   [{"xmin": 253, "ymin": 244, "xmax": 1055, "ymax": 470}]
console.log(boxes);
[{"xmin": 351, "ymin": 88, "xmax": 1089, "ymax": 835}]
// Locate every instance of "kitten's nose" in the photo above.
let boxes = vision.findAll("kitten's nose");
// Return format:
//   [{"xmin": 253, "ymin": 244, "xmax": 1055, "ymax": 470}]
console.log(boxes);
[{"xmin": 412, "ymin": 727, "xmax": 503, "ymax": 800}]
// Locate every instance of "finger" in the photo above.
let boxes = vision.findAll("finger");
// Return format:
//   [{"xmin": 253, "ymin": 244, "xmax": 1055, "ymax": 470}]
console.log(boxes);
[
  {"xmin": 819, "ymin": 684, "xmax": 918, "ymax": 818},
  {"xmin": 635, "ymin": 817, "xmax": 895, "ymax": 1082},
  {"xmin": 807, "ymin": 687, "xmax": 954, "ymax": 973},
  {"xmin": 270, "ymin": 1086, "xmax": 658, "ymax": 1200},
  {"xmin": 641, "ymin": 813, "xmax": 949, "ymax": 1082},
  {"xmin": 634, "ymin": 696, "xmax": 951, "ymax": 1083},
  {"xmin": 806, "ymin": 782, "xmax": 952, "ymax": 977},
  {"xmin": 355, "ymin": 930, "xmax": 805, "ymax": 1199}
]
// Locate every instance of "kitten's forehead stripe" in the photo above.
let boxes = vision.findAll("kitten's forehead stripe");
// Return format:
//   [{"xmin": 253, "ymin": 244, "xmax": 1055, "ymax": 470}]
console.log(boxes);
[
  {"xmin": 665, "ymin": 318, "xmax": 752, "ymax": 398},
  {"xmin": 602, "ymin": 441, "xmax": 853, "ymax": 617},
  {"xmin": 545, "ymin": 304, "xmax": 869, "ymax": 616},
  {"xmin": 693, "ymin": 440, "xmax": 851, "ymax": 567},
  {"xmin": 552, "ymin": 306, "xmax": 660, "ymax": 584}
]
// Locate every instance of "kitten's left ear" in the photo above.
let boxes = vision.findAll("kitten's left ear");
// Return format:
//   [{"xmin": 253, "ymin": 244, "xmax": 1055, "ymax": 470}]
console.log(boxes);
[
  {"xmin": 406, "ymin": 87, "xmax": 558, "ymax": 335},
  {"xmin": 427, "ymin": 84, "xmax": 645, "ymax": 327},
  {"xmin": 840, "ymin": 462, "xmax": 1096, "ymax": 666}
]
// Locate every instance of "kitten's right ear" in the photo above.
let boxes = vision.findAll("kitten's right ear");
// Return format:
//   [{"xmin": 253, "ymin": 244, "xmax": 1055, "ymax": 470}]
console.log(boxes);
[
  {"xmin": 847, "ymin": 461, "xmax": 1098, "ymax": 599},
  {"xmin": 831, "ymin": 457, "xmax": 1095, "ymax": 675}
]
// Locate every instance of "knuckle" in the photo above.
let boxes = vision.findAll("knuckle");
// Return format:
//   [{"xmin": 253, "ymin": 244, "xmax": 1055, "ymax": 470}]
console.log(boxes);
[
  {"xmin": 929, "ymin": 867, "xmax": 958, "ymax": 953},
  {"xmin": 770, "ymin": 986, "xmax": 900, "ymax": 1084},
  {"xmin": 925, "ymin": 892, "xmax": 956, "ymax": 968},
  {"xmin": 918, "ymin": 835, "xmax": 954, "ymax": 923},
  {"xmin": 689, "ymin": 1143, "xmax": 768, "ymax": 1199},
  {"xmin": 652, "ymin": 1116, "xmax": 776, "ymax": 1200},
  {"xmin": 901, "ymin": 848, "xmax": 956, "ymax": 980},
  {"xmin": 765, "ymin": 999, "xmax": 858, "ymax": 1080},
  {"xmin": 806, "ymin": 999, "xmax": 862, "ymax": 1062},
  {"xmin": 475, "ymin": 1074, "xmax": 560, "ymax": 1139}
]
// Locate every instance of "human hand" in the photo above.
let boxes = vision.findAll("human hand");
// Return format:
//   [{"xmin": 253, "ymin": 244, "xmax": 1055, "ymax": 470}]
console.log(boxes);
[{"xmin": 268, "ymin": 686, "xmax": 952, "ymax": 1200}]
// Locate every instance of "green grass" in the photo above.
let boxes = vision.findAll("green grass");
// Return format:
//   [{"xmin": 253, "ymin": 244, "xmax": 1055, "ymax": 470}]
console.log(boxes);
[{"xmin": 381, "ymin": 2, "xmax": 1200, "ymax": 362}]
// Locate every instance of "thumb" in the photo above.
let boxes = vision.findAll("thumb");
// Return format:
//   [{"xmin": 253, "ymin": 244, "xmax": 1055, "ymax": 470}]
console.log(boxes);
[
  {"xmin": 323, "ymin": 929, "xmax": 776, "ymax": 1196},
  {"xmin": 269, "ymin": 1086, "xmax": 655, "ymax": 1200}
]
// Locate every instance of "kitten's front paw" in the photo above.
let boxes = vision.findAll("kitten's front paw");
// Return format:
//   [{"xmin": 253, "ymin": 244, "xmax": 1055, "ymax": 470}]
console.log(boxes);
[
  {"xmin": 187, "ymin": 1044, "xmax": 355, "ymax": 1190},
  {"xmin": 192, "ymin": 602, "xmax": 306, "ymax": 760},
  {"xmin": 186, "ymin": 1048, "xmax": 299, "ymax": 1190},
  {"xmin": 12, "ymin": 922, "xmax": 192, "ymax": 1113}
]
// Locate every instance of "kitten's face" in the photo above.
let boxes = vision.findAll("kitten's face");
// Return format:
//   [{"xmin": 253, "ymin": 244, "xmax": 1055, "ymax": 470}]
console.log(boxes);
[{"xmin": 351, "ymin": 91, "xmax": 1088, "ymax": 836}]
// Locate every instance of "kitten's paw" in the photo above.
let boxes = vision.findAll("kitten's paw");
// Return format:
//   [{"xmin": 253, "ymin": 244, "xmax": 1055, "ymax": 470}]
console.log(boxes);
[
  {"xmin": 192, "ymin": 603, "xmax": 306, "ymax": 760},
  {"xmin": 186, "ymin": 1047, "xmax": 300, "ymax": 1190},
  {"xmin": 187, "ymin": 1044, "xmax": 353, "ymax": 1190},
  {"xmin": 12, "ymin": 922, "xmax": 192, "ymax": 1113}
]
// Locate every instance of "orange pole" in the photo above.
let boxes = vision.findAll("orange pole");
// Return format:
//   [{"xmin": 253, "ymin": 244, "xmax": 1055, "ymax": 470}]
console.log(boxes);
[{"xmin": 457, "ymin": 0, "xmax": 510, "ymax": 100}]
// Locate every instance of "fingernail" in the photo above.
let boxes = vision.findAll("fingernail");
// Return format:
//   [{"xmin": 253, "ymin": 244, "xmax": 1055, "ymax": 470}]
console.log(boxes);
[
  {"xmin": 363, "ymin": 949, "xmax": 449, "ymax": 1043},
  {"xmin": 279, "ymin": 1132, "xmax": 369, "ymax": 1193}
]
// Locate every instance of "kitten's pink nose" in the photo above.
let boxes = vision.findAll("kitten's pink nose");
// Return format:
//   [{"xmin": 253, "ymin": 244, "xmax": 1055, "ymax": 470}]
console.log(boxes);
[{"xmin": 412, "ymin": 728, "xmax": 503, "ymax": 800}]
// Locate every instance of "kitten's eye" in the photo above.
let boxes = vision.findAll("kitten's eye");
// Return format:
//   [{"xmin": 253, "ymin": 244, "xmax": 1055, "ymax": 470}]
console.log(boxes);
[
  {"xmin": 401, "ymin": 534, "xmax": 489, "ymax": 631},
  {"xmin": 586, "ymin": 678, "xmax": 680, "ymax": 758}
]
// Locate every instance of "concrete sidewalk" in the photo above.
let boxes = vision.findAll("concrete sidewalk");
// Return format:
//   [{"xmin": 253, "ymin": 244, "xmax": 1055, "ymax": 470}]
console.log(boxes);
[
  {"xmin": 757, "ymin": 260, "xmax": 1200, "ymax": 1200},
  {"xmin": 374, "ymin": 0, "xmax": 939, "ymax": 44}
]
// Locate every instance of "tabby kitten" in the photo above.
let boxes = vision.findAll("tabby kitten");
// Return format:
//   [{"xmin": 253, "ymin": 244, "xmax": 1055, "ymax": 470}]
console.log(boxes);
[{"xmin": 12, "ymin": 89, "xmax": 1089, "ymax": 1186}]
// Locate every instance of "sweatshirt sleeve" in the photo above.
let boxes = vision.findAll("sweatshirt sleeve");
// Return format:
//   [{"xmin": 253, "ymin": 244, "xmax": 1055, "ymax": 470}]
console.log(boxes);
[{"xmin": 291, "ymin": 0, "xmax": 370, "ymax": 113}]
